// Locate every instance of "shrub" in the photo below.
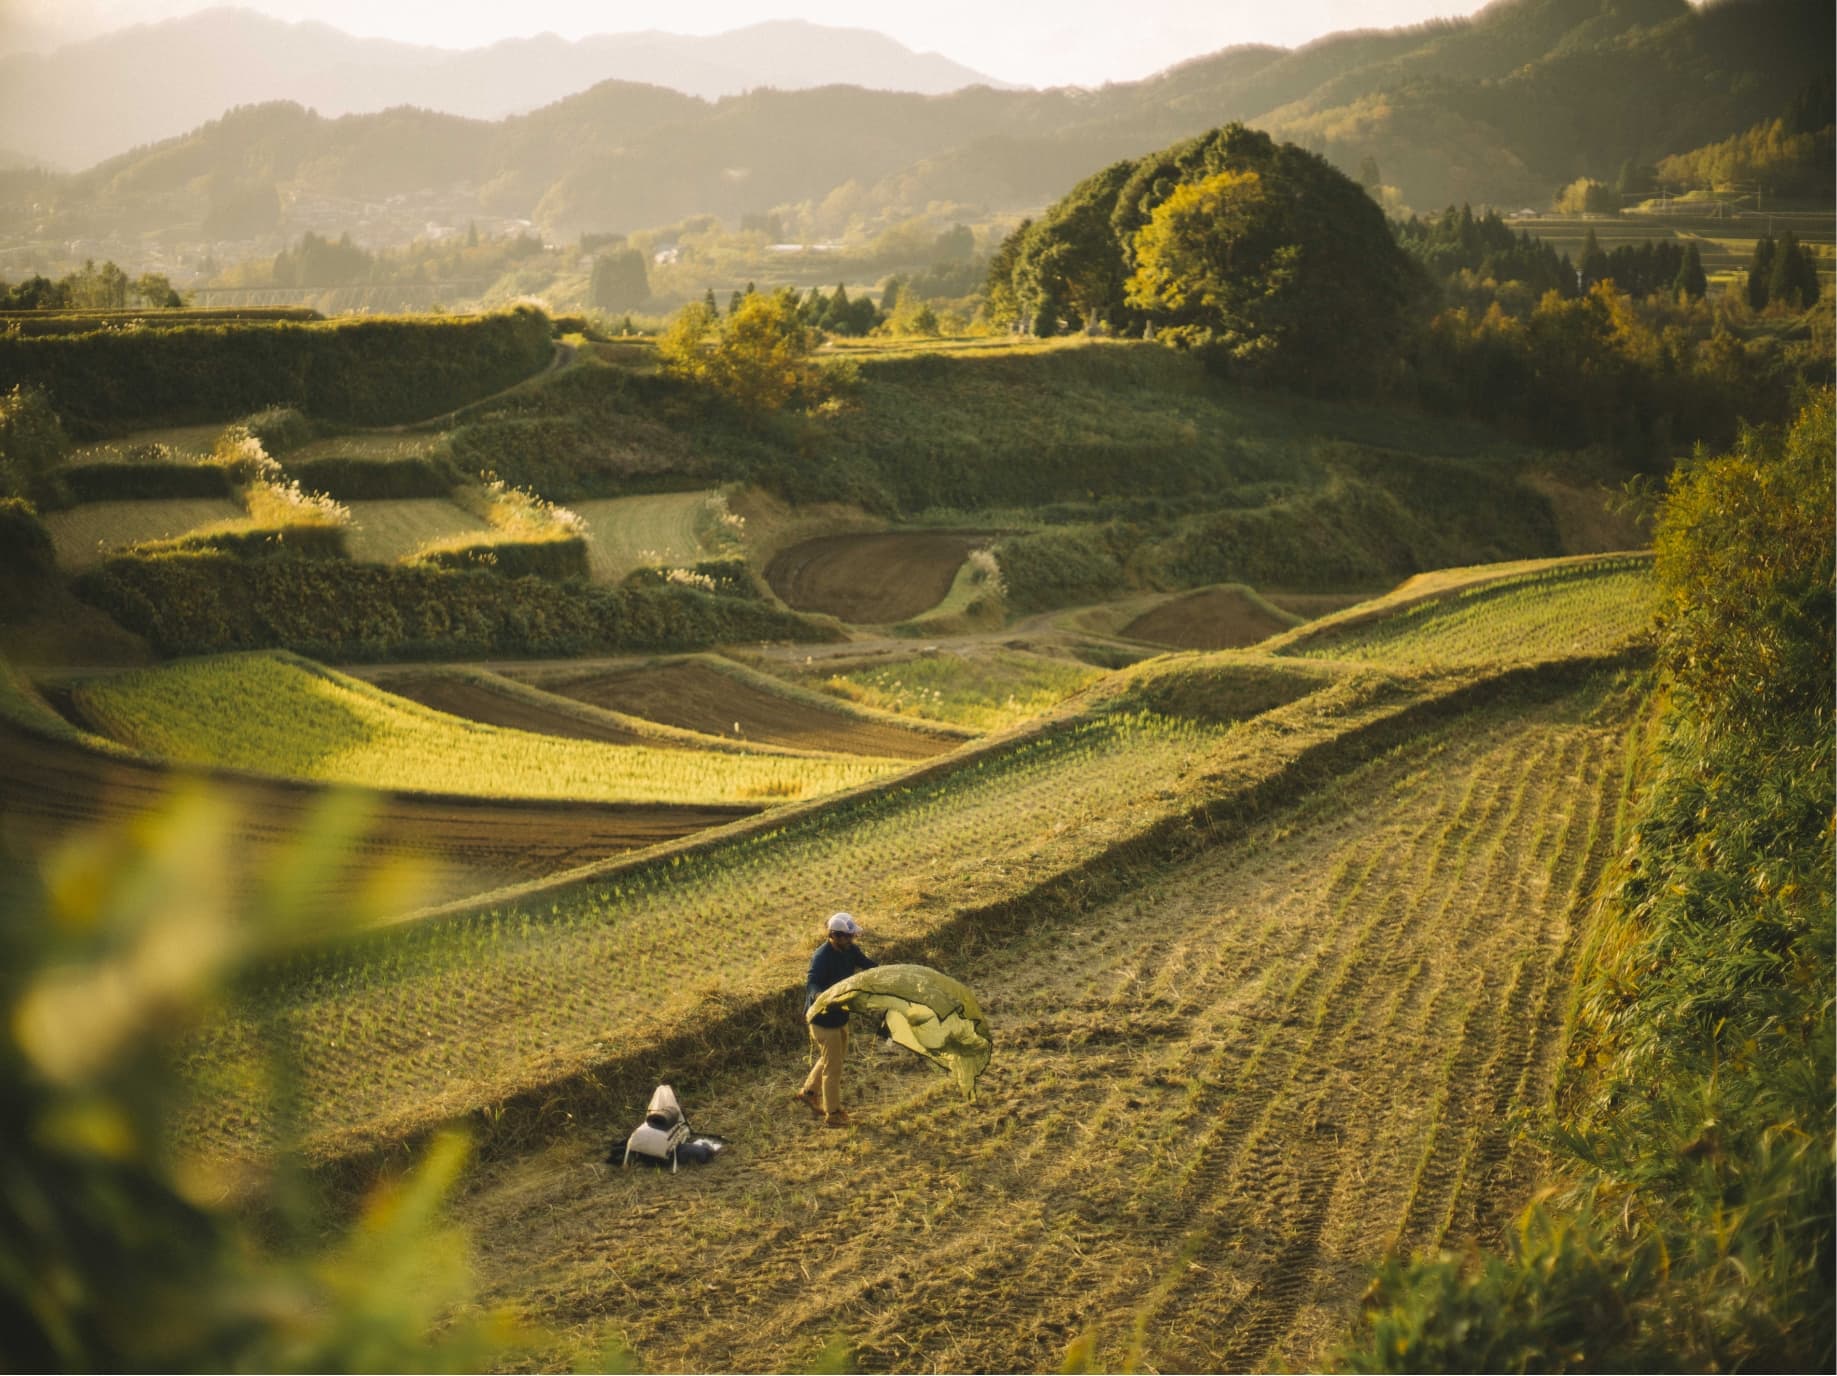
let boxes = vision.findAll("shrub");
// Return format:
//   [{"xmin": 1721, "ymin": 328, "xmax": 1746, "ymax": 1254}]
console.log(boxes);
[
  {"xmin": 0, "ymin": 498, "xmax": 57, "ymax": 615},
  {"xmin": 127, "ymin": 523, "xmax": 350, "ymax": 562},
  {"xmin": 993, "ymin": 526, "xmax": 1128, "ymax": 613},
  {"xmin": 0, "ymin": 384, "xmax": 69, "ymax": 500},
  {"xmin": 408, "ymin": 536, "xmax": 591, "ymax": 582},
  {"xmin": 285, "ymin": 454, "xmax": 462, "ymax": 500},
  {"xmin": 239, "ymin": 406, "xmax": 314, "ymax": 456}
]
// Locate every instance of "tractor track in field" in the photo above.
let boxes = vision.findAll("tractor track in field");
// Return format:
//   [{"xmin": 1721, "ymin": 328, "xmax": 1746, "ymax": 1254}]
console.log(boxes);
[{"xmin": 454, "ymin": 674, "xmax": 1637, "ymax": 1373}]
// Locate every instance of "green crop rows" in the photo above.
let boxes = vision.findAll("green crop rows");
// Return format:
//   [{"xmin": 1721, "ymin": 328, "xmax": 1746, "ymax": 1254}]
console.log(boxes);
[
  {"xmin": 175, "ymin": 704, "xmax": 1242, "ymax": 1161},
  {"xmin": 1281, "ymin": 556, "xmax": 1654, "ymax": 666}
]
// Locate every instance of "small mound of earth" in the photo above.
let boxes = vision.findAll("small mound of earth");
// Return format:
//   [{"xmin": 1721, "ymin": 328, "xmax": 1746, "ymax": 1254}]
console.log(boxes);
[
  {"xmin": 544, "ymin": 660, "xmax": 955, "ymax": 760},
  {"xmin": 765, "ymin": 531, "xmax": 999, "ymax": 624},
  {"xmin": 1122, "ymin": 588, "xmax": 1298, "ymax": 651}
]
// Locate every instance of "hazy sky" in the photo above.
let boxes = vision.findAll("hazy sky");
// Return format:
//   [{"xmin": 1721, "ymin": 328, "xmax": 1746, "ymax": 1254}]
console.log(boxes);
[{"xmin": 0, "ymin": 0, "xmax": 1499, "ymax": 86}]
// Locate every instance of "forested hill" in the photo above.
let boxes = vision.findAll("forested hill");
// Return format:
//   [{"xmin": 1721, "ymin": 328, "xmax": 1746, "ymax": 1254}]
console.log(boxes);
[{"xmin": 3, "ymin": 0, "xmax": 1828, "ymax": 250}]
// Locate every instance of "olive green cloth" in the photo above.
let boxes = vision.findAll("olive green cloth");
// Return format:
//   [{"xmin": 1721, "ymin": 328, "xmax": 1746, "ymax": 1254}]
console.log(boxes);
[{"xmin": 806, "ymin": 963, "xmax": 992, "ymax": 1101}]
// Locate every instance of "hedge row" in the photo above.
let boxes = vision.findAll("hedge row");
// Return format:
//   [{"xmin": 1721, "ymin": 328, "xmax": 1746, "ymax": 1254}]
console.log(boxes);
[
  {"xmin": 407, "ymin": 536, "xmax": 591, "ymax": 582},
  {"xmin": 75, "ymin": 551, "xmax": 832, "ymax": 660},
  {"xmin": 57, "ymin": 458, "xmax": 256, "ymax": 505},
  {"xmin": 128, "ymin": 524, "xmax": 350, "ymax": 562},
  {"xmin": 288, "ymin": 455, "xmax": 462, "ymax": 500},
  {"xmin": 2, "ymin": 307, "xmax": 553, "ymax": 430}
]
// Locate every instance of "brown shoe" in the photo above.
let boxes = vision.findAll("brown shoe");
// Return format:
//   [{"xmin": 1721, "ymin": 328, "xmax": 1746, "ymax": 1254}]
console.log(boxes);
[
  {"xmin": 793, "ymin": 1089, "xmax": 822, "ymax": 1118},
  {"xmin": 823, "ymin": 1110, "xmax": 852, "ymax": 1128}
]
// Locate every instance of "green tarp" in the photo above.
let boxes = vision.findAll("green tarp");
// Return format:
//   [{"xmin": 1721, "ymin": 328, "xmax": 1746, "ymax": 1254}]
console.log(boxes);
[{"xmin": 807, "ymin": 963, "xmax": 992, "ymax": 1101}]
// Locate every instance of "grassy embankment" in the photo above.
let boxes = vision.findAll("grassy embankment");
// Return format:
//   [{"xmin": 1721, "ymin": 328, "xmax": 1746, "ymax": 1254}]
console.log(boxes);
[{"xmin": 67, "ymin": 651, "xmax": 902, "ymax": 805}]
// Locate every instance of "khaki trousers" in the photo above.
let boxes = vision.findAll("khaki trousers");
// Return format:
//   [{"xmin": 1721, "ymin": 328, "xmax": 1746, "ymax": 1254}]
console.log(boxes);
[{"xmin": 801, "ymin": 1022, "xmax": 848, "ymax": 1114}]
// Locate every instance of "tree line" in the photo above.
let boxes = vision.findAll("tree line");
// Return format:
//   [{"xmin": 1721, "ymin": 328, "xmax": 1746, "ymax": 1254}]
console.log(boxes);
[{"xmin": 0, "ymin": 259, "xmax": 183, "ymax": 311}]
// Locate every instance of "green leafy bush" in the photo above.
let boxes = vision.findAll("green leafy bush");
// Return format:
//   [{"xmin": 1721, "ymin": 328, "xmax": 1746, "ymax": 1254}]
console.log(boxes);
[
  {"xmin": 240, "ymin": 405, "xmax": 315, "ymax": 456},
  {"xmin": 128, "ymin": 523, "xmax": 350, "ymax": 562},
  {"xmin": 992, "ymin": 526, "xmax": 1128, "ymax": 613},
  {"xmin": 0, "ymin": 498, "xmax": 56, "ymax": 614},
  {"xmin": 57, "ymin": 457, "xmax": 252, "ymax": 504}
]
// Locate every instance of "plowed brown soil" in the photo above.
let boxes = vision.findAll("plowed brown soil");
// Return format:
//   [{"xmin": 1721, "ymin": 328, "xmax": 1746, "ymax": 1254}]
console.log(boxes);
[
  {"xmin": 1121, "ymin": 586, "xmax": 1297, "ymax": 650},
  {"xmin": 370, "ymin": 674, "xmax": 656, "ymax": 747},
  {"xmin": 534, "ymin": 659, "xmax": 959, "ymax": 760},
  {"xmin": 764, "ymin": 531, "xmax": 998, "ymax": 623},
  {"xmin": 458, "ymin": 679, "xmax": 1633, "ymax": 1373},
  {"xmin": 0, "ymin": 725, "xmax": 755, "ymax": 917}
]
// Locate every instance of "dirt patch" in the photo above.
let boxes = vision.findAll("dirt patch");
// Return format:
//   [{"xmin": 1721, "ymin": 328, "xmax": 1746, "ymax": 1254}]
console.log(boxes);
[
  {"xmin": 540, "ymin": 659, "xmax": 958, "ymax": 760},
  {"xmin": 0, "ymin": 724, "xmax": 755, "ymax": 918},
  {"xmin": 1121, "ymin": 586, "xmax": 1298, "ymax": 650},
  {"xmin": 1522, "ymin": 474, "xmax": 1650, "ymax": 554},
  {"xmin": 764, "ymin": 531, "xmax": 1000, "ymax": 624},
  {"xmin": 1263, "ymin": 591, "xmax": 1378, "ymax": 620},
  {"xmin": 375, "ymin": 674, "xmax": 655, "ymax": 747}
]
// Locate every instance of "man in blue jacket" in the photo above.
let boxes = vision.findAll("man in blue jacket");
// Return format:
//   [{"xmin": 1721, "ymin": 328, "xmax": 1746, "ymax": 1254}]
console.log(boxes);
[{"xmin": 796, "ymin": 912, "xmax": 876, "ymax": 1127}]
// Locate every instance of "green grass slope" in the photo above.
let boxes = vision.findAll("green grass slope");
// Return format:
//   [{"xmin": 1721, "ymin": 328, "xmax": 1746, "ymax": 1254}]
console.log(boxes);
[{"xmin": 69, "ymin": 651, "xmax": 901, "ymax": 805}]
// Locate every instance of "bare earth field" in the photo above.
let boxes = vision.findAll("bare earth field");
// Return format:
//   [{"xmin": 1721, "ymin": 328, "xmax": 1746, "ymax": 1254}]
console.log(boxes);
[
  {"xmin": 764, "ymin": 531, "xmax": 1000, "ymax": 623},
  {"xmin": 1121, "ymin": 585, "xmax": 1299, "ymax": 649},
  {"xmin": 456, "ymin": 677, "xmax": 1632, "ymax": 1373},
  {"xmin": 0, "ymin": 724, "xmax": 756, "ymax": 916},
  {"xmin": 527, "ymin": 658, "xmax": 963, "ymax": 760}
]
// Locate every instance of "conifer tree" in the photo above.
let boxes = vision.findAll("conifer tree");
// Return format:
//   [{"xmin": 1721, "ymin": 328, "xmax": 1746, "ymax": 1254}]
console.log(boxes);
[
  {"xmin": 1673, "ymin": 242, "xmax": 1708, "ymax": 300},
  {"xmin": 1747, "ymin": 237, "xmax": 1775, "ymax": 310}
]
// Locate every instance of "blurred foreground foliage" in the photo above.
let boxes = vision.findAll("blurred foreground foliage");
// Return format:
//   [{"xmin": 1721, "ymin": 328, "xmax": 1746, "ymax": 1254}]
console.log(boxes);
[
  {"xmin": 1343, "ymin": 388, "xmax": 1835, "ymax": 1371},
  {"xmin": 0, "ymin": 784, "xmax": 525, "ymax": 1371}
]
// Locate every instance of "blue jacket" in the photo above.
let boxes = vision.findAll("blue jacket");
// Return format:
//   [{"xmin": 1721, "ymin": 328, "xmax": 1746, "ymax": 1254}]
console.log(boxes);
[{"xmin": 806, "ymin": 940, "xmax": 875, "ymax": 1028}]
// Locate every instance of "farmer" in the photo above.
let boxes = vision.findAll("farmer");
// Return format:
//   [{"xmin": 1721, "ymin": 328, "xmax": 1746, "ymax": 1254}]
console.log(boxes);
[{"xmin": 796, "ymin": 912, "xmax": 876, "ymax": 1128}]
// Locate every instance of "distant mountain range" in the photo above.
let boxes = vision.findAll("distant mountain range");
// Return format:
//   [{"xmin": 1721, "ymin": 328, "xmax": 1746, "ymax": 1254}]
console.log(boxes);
[
  {"xmin": 0, "ymin": 0, "xmax": 1828, "ymax": 263},
  {"xmin": 0, "ymin": 8, "xmax": 1013, "ymax": 171}
]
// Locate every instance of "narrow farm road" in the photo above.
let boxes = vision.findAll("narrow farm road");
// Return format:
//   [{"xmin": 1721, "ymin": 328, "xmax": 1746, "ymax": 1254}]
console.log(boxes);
[{"xmin": 454, "ymin": 676, "xmax": 1634, "ymax": 1372}]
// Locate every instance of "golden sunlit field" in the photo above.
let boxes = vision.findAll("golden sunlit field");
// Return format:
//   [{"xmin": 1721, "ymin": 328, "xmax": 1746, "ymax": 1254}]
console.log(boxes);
[{"xmin": 0, "ymin": 547, "xmax": 1658, "ymax": 1370}]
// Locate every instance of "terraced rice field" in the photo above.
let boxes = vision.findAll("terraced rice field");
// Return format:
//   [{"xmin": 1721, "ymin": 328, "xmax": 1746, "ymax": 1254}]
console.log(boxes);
[
  {"xmin": 68, "ymin": 652, "xmax": 903, "ymax": 804},
  {"xmin": 526, "ymin": 656, "xmax": 969, "ymax": 760},
  {"xmin": 41, "ymin": 497, "xmax": 247, "ymax": 569},
  {"xmin": 7, "ymin": 551, "xmax": 1659, "ymax": 1372},
  {"xmin": 795, "ymin": 645, "xmax": 1107, "ymax": 732},
  {"xmin": 1121, "ymin": 584, "xmax": 1302, "ymax": 650},
  {"xmin": 343, "ymin": 499, "xmax": 488, "ymax": 564},
  {"xmin": 570, "ymin": 492, "xmax": 719, "ymax": 583},
  {"xmin": 456, "ymin": 670, "xmax": 1635, "ymax": 1373},
  {"xmin": 1271, "ymin": 554, "xmax": 1655, "ymax": 666}
]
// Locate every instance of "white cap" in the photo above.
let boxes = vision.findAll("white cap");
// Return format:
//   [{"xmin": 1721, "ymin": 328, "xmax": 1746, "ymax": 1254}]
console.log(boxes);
[{"xmin": 826, "ymin": 912, "xmax": 862, "ymax": 935}]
